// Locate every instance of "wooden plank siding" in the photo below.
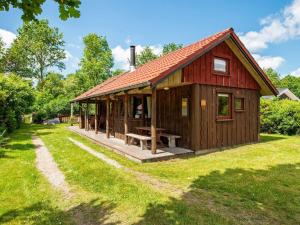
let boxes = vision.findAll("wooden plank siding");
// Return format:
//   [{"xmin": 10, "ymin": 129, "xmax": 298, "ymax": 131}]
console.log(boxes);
[{"xmin": 182, "ymin": 42, "xmax": 260, "ymax": 91}]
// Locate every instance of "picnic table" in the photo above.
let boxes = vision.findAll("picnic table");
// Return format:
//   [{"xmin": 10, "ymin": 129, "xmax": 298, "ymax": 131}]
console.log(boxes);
[{"xmin": 135, "ymin": 127, "xmax": 166, "ymax": 146}]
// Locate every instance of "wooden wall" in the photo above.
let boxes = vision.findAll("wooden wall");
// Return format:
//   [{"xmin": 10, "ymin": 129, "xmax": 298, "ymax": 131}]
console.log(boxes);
[
  {"xmin": 191, "ymin": 84, "xmax": 260, "ymax": 151},
  {"xmin": 183, "ymin": 42, "xmax": 260, "ymax": 90},
  {"xmin": 157, "ymin": 86, "xmax": 192, "ymax": 148}
]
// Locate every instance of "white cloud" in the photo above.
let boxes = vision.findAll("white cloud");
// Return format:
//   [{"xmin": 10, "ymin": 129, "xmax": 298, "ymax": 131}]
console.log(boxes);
[
  {"xmin": 0, "ymin": 28, "xmax": 16, "ymax": 47},
  {"xmin": 252, "ymin": 54, "xmax": 285, "ymax": 70},
  {"xmin": 240, "ymin": 0, "xmax": 300, "ymax": 52},
  {"xmin": 112, "ymin": 45, "xmax": 162, "ymax": 70},
  {"xmin": 64, "ymin": 50, "xmax": 73, "ymax": 61},
  {"xmin": 291, "ymin": 67, "xmax": 300, "ymax": 77},
  {"xmin": 63, "ymin": 50, "xmax": 79, "ymax": 71},
  {"xmin": 67, "ymin": 43, "xmax": 82, "ymax": 49}
]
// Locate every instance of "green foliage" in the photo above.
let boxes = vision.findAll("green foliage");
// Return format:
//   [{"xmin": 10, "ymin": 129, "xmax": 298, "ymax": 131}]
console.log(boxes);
[
  {"xmin": 260, "ymin": 99, "xmax": 300, "ymax": 135},
  {"xmin": 112, "ymin": 69, "xmax": 125, "ymax": 76},
  {"xmin": 162, "ymin": 43, "xmax": 183, "ymax": 55},
  {"xmin": 0, "ymin": 37, "xmax": 4, "ymax": 72},
  {"xmin": 136, "ymin": 43, "xmax": 182, "ymax": 66},
  {"xmin": 33, "ymin": 73, "xmax": 71, "ymax": 122},
  {"xmin": 79, "ymin": 33, "xmax": 113, "ymax": 90},
  {"xmin": 264, "ymin": 68, "xmax": 300, "ymax": 98},
  {"xmin": 136, "ymin": 46, "xmax": 158, "ymax": 66},
  {"xmin": 0, "ymin": 73, "xmax": 34, "ymax": 132},
  {"xmin": 0, "ymin": 0, "xmax": 81, "ymax": 21},
  {"xmin": 4, "ymin": 20, "xmax": 65, "ymax": 83},
  {"xmin": 264, "ymin": 68, "xmax": 281, "ymax": 87},
  {"xmin": 281, "ymin": 75, "xmax": 300, "ymax": 98}
]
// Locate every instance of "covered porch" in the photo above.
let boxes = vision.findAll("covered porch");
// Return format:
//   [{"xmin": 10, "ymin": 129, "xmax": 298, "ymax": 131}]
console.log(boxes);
[
  {"xmin": 68, "ymin": 125, "xmax": 193, "ymax": 163},
  {"xmin": 74, "ymin": 71, "xmax": 195, "ymax": 153}
]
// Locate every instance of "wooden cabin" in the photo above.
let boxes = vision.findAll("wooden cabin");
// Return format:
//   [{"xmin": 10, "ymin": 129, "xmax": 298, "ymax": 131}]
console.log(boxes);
[{"xmin": 72, "ymin": 28, "xmax": 277, "ymax": 154}]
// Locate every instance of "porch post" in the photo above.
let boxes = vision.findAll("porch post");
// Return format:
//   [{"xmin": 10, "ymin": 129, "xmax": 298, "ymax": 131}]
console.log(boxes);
[
  {"xmin": 151, "ymin": 87, "xmax": 157, "ymax": 154},
  {"xmin": 95, "ymin": 100, "xmax": 98, "ymax": 134},
  {"xmin": 85, "ymin": 103, "xmax": 89, "ymax": 131},
  {"xmin": 79, "ymin": 102, "xmax": 83, "ymax": 129},
  {"xmin": 70, "ymin": 102, "xmax": 74, "ymax": 117},
  {"xmin": 192, "ymin": 84, "xmax": 200, "ymax": 150},
  {"xmin": 106, "ymin": 97, "xmax": 110, "ymax": 138},
  {"xmin": 124, "ymin": 93, "xmax": 128, "ymax": 144}
]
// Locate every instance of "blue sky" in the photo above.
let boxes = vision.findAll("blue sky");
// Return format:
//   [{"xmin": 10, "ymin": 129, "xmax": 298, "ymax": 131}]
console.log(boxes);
[{"xmin": 1, "ymin": 0, "xmax": 300, "ymax": 77}]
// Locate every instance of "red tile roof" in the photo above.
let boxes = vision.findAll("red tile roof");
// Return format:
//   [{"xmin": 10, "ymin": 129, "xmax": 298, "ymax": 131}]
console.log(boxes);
[{"xmin": 74, "ymin": 28, "xmax": 277, "ymax": 101}]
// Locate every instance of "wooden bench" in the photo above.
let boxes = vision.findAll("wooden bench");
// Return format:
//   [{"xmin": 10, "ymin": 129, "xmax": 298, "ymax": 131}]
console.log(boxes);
[
  {"xmin": 160, "ymin": 133, "xmax": 181, "ymax": 148},
  {"xmin": 125, "ymin": 133, "xmax": 151, "ymax": 150}
]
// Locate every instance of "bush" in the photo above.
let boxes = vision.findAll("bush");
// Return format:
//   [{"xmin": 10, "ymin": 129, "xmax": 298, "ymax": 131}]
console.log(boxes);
[
  {"xmin": 260, "ymin": 99, "xmax": 300, "ymax": 135},
  {"xmin": 0, "ymin": 73, "xmax": 34, "ymax": 132}
]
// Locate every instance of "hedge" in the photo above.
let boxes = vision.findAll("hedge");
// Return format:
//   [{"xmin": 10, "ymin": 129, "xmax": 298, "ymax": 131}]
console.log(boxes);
[{"xmin": 260, "ymin": 98, "xmax": 300, "ymax": 135}]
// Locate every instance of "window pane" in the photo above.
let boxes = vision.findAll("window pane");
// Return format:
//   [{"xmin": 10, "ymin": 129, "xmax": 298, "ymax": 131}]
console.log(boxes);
[
  {"xmin": 214, "ymin": 58, "xmax": 227, "ymax": 73},
  {"xmin": 144, "ymin": 96, "xmax": 151, "ymax": 118},
  {"xmin": 218, "ymin": 93, "xmax": 229, "ymax": 116},
  {"xmin": 130, "ymin": 96, "xmax": 143, "ymax": 118},
  {"xmin": 182, "ymin": 98, "xmax": 188, "ymax": 116},
  {"xmin": 235, "ymin": 98, "xmax": 244, "ymax": 110}
]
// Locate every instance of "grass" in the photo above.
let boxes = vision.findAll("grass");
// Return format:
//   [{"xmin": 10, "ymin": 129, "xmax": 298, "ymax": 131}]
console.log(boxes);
[
  {"xmin": 1, "ymin": 123, "xmax": 300, "ymax": 224},
  {"xmin": 0, "ymin": 126, "xmax": 73, "ymax": 224}
]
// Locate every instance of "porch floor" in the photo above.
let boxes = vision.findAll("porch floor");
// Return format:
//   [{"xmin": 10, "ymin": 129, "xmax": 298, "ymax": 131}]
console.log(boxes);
[{"xmin": 68, "ymin": 126, "xmax": 194, "ymax": 163}]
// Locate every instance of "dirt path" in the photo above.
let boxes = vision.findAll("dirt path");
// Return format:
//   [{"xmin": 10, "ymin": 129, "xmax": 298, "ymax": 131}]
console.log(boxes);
[
  {"xmin": 68, "ymin": 137, "xmax": 123, "ymax": 169},
  {"xmin": 33, "ymin": 136, "xmax": 71, "ymax": 198}
]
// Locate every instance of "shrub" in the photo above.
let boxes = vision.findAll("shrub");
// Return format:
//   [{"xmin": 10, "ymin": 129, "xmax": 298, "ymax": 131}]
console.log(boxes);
[
  {"xmin": 0, "ymin": 73, "xmax": 34, "ymax": 132},
  {"xmin": 260, "ymin": 99, "xmax": 300, "ymax": 135}
]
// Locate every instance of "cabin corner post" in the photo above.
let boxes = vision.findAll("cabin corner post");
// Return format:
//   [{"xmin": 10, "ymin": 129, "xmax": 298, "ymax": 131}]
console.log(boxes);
[
  {"xmin": 106, "ymin": 97, "xmax": 110, "ymax": 138},
  {"xmin": 151, "ymin": 86, "xmax": 157, "ymax": 154},
  {"xmin": 124, "ymin": 93, "xmax": 129, "ymax": 144},
  {"xmin": 192, "ymin": 84, "xmax": 200, "ymax": 150}
]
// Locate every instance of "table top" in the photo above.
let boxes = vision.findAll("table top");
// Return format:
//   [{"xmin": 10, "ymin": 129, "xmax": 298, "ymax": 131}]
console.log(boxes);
[{"xmin": 135, "ymin": 127, "xmax": 166, "ymax": 131}]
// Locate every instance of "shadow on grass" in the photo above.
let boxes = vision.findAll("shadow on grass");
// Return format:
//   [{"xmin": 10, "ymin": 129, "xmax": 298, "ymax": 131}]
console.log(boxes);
[
  {"xmin": 259, "ymin": 134, "xmax": 287, "ymax": 143},
  {"xmin": 0, "ymin": 150, "xmax": 14, "ymax": 158},
  {"xmin": 0, "ymin": 198, "xmax": 119, "ymax": 225},
  {"xmin": 4, "ymin": 143, "xmax": 35, "ymax": 151},
  {"xmin": 134, "ymin": 163, "xmax": 300, "ymax": 225}
]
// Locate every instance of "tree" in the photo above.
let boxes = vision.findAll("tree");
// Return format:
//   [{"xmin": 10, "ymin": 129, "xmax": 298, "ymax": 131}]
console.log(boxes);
[
  {"xmin": 281, "ymin": 75, "xmax": 300, "ymax": 98},
  {"xmin": 79, "ymin": 33, "xmax": 113, "ymax": 89},
  {"xmin": 112, "ymin": 69, "xmax": 125, "ymax": 76},
  {"xmin": 136, "ymin": 46, "xmax": 158, "ymax": 66},
  {"xmin": 136, "ymin": 43, "xmax": 182, "ymax": 66},
  {"xmin": 0, "ymin": 37, "xmax": 5, "ymax": 72},
  {"xmin": 264, "ymin": 68, "xmax": 281, "ymax": 87},
  {"xmin": 0, "ymin": 0, "xmax": 81, "ymax": 21},
  {"xmin": 162, "ymin": 43, "xmax": 183, "ymax": 55},
  {"xmin": 0, "ymin": 73, "xmax": 34, "ymax": 132},
  {"xmin": 33, "ymin": 72, "xmax": 70, "ymax": 121},
  {"xmin": 5, "ymin": 20, "xmax": 66, "ymax": 84}
]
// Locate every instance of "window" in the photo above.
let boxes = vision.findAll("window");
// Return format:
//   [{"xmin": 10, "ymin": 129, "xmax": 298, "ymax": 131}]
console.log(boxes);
[
  {"xmin": 182, "ymin": 97, "xmax": 188, "ymax": 117},
  {"xmin": 130, "ymin": 96, "xmax": 143, "ymax": 119},
  {"xmin": 143, "ymin": 96, "xmax": 151, "ymax": 119},
  {"xmin": 235, "ymin": 97, "xmax": 245, "ymax": 111},
  {"xmin": 217, "ymin": 93, "xmax": 232, "ymax": 119},
  {"xmin": 213, "ymin": 57, "xmax": 228, "ymax": 74}
]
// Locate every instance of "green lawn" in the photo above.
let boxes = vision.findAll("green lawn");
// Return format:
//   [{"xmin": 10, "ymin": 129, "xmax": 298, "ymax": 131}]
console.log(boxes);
[{"xmin": 1, "ymin": 124, "xmax": 299, "ymax": 224}]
